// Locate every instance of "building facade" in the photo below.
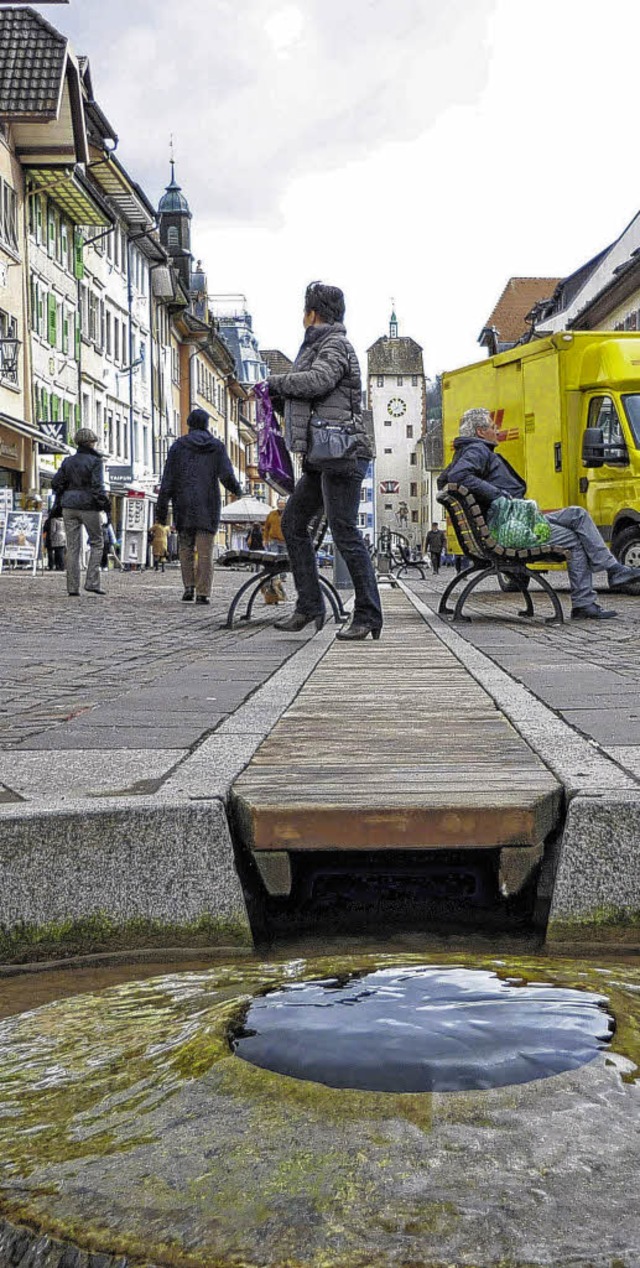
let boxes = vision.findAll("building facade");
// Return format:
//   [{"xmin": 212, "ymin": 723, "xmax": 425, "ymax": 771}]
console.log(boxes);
[{"xmin": 367, "ymin": 311, "xmax": 426, "ymax": 546}]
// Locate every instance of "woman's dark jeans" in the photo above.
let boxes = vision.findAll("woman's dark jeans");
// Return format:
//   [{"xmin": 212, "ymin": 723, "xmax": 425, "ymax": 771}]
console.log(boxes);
[{"xmin": 282, "ymin": 460, "xmax": 382, "ymax": 627}]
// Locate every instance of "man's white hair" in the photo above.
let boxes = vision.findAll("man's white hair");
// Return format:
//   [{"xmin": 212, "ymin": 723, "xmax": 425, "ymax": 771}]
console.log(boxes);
[{"xmin": 459, "ymin": 408, "xmax": 492, "ymax": 437}]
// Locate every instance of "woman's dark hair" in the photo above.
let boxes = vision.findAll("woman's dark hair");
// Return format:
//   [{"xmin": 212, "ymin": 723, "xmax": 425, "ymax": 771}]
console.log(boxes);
[{"xmin": 304, "ymin": 281, "xmax": 345, "ymax": 324}]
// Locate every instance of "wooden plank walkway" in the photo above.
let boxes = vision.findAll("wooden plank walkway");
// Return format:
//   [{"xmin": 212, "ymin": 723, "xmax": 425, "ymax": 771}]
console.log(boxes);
[{"xmin": 231, "ymin": 590, "xmax": 562, "ymax": 855}]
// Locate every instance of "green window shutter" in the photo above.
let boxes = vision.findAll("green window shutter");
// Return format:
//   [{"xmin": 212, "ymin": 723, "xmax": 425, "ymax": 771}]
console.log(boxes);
[
  {"xmin": 51, "ymin": 394, "xmax": 60, "ymax": 422},
  {"xmin": 73, "ymin": 231, "xmax": 84, "ymax": 280},
  {"xmin": 62, "ymin": 399, "xmax": 70, "ymax": 441},
  {"xmin": 42, "ymin": 389, "xmax": 49, "ymax": 421},
  {"xmin": 73, "ymin": 314, "xmax": 80, "ymax": 361},
  {"xmin": 36, "ymin": 197, "xmax": 43, "ymax": 243},
  {"xmin": 47, "ymin": 293, "xmax": 57, "ymax": 346},
  {"xmin": 62, "ymin": 312, "xmax": 69, "ymax": 355},
  {"xmin": 74, "ymin": 403, "xmax": 81, "ymax": 427}
]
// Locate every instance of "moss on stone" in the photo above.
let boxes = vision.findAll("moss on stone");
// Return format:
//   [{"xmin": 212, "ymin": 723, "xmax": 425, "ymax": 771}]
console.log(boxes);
[{"xmin": 0, "ymin": 910, "xmax": 252, "ymax": 964}]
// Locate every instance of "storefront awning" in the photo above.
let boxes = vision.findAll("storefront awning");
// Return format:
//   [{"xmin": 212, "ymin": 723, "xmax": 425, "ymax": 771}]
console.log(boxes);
[
  {"xmin": 1, "ymin": 414, "xmax": 72, "ymax": 455},
  {"xmin": 88, "ymin": 153, "xmax": 155, "ymax": 228},
  {"xmin": 26, "ymin": 165, "xmax": 114, "ymax": 227}
]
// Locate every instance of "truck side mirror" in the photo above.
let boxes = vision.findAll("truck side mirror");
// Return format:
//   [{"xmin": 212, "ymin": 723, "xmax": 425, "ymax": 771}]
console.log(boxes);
[{"xmin": 582, "ymin": 427, "xmax": 604, "ymax": 468}]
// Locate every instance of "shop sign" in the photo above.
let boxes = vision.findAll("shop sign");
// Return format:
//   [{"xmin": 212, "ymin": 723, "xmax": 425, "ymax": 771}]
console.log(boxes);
[
  {"xmin": 0, "ymin": 423, "xmax": 24, "ymax": 471},
  {"xmin": 107, "ymin": 464, "xmax": 133, "ymax": 489},
  {"xmin": 37, "ymin": 422, "xmax": 66, "ymax": 454},
  {"xmin": 0, "ymin": 510, "xmax": 42, "ymax": 575}
]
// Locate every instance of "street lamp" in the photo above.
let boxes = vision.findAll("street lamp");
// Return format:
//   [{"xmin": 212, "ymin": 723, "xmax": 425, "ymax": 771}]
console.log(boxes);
[{"xmin": 0, "ymin": 336, "xmax": 21, "ymax": 384}]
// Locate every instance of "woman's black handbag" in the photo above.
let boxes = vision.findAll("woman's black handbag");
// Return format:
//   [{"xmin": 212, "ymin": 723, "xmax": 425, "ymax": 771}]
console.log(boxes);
[{"xmin": 307, "ymin": 417, "xmax": 361, "ymax": 471}]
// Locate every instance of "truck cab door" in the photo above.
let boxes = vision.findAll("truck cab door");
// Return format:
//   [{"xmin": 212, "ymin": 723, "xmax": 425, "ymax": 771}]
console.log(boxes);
[{"xmin": 580, "ymin": 394, "xmax": 630, "ymax": 542}]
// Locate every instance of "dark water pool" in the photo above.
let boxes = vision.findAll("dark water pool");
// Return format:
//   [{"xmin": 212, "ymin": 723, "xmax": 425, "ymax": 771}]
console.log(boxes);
[{"xmin": 231, "ymin": 964, "xmax": 615, "ymax": 1091}]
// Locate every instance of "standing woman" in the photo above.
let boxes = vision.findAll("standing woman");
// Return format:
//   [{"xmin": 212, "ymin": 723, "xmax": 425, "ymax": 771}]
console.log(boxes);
[
  {"xmin": 268, "ymin": 282, "xmax": 382, "ymax": 640},
  {"xmin": 51, "ymin": 428, "xmax": 109, "ymax": 596}
]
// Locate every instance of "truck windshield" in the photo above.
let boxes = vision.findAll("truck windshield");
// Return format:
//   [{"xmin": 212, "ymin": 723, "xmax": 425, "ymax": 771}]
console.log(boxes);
[{"xmin": 622, "ymin": 395, "xmax": 640, "ymax": 448}]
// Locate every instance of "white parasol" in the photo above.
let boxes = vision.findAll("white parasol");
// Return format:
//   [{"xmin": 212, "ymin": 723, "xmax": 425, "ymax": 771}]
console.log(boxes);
[{"xmin": 219, "ymin": 496, "xmax": 270, "ymax": 523}]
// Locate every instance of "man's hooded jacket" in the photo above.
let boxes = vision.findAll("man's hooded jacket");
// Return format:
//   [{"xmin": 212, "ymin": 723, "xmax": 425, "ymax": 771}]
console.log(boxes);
[{"xmin": 156, "ymin": 431, "xmax": 242, "ymax": 533}]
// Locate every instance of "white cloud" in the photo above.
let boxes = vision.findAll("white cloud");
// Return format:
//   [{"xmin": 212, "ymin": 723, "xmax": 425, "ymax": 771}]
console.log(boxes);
[{"xmin": 55, "ymin": 0, "xmax": 640, "ymax": 379}]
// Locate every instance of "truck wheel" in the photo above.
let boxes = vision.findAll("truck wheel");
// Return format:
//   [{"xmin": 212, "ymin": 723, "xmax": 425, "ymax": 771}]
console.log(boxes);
[{"xmin": 614, "ymin": 526, "xmax": 640, "ymax": 569}]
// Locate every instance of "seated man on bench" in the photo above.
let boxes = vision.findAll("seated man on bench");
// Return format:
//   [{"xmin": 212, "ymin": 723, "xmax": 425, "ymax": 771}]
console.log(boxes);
[{"xmin": 438, "ymin": 408, "xmax": 640, "ymax": 620}]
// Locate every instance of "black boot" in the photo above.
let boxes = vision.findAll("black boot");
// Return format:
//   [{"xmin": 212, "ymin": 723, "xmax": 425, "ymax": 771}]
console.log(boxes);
[
  {"xmin": 182, "ymin": 587, "xmax": 195, "ymax": 602},
  {"xmin": 273, "ymin": 611, "xmax": 324, "ymax": 632},
  {"xmin": 336, "ymin": 620, "xmax": 382, "ymax": 641}
]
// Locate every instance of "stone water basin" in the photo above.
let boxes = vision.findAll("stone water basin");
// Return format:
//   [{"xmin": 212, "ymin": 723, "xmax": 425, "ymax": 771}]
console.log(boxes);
[{"xmin": 0, "ymin": 950, "xmax": 639, "ymax": 1268}]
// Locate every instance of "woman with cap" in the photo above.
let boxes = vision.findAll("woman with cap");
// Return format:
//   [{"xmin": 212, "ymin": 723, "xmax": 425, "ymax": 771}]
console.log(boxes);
[{"xmin": 51, "ymin": 428, "xmax": 110, "ymax": 596}]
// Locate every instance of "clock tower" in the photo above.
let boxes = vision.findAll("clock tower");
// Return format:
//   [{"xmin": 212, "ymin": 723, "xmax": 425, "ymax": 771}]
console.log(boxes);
[{"xmin": 367, "ymin": 311, "xmax": 426, "ymax": 544}]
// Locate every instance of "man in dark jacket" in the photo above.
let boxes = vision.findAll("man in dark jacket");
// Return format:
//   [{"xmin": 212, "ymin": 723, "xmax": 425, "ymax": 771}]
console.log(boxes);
[
  {"xmin": 51, "ymin": 428, "xmax": 109, "ymax": 596},
  {"xmin": 438, "ymin": 407, "xmax": 640, "ymax": 619},
  {"xmin": 156, "ymin": 408, "xmax": 241, "ymax": 604},
  {"xmin": 425, "ymin": 523, "xmax": 445, "ymax": 574}
]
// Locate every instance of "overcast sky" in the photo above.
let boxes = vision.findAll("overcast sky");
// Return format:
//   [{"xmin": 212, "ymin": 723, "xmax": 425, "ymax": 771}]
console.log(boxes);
[{"xmin": 54, "ymin": 0, "xmax": 640, "ymax": 377}]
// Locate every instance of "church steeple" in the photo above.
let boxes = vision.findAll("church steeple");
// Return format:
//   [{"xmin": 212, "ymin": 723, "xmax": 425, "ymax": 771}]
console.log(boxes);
[
  {"xmin": 389, "ymin": 307, "xmax": 398, "ymax": 339},
  {"xmin": 158, "ymin": 149, "xmax": 192, "ymax": 290}
]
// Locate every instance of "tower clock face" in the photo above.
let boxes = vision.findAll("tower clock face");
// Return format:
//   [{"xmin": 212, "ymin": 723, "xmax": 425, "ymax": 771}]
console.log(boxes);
[{"xmin": 387, "ymin": 397, "xmax": 406, "ymax": 418}]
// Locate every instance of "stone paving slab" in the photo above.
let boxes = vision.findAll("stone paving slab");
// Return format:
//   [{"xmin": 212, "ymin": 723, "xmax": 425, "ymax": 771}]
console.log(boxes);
[{"xmin": 0, "ymin": 750, "xmax": 185, "ymax": 801}]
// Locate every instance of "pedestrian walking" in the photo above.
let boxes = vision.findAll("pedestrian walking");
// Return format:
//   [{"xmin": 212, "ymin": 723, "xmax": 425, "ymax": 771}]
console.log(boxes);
[
  {"xmin": 51, "ymin": 428, "xmax": 110, "ymax": 596},
  {"xmin": 425, "ymin": 522, "xmax": 445, "ymax": 575},
  {"xmin": 150, "ymin": 520, "xmax": 170, "ymax": 572},
  {"xmin": 246, "ymin": 523, "xmax": 264, "ymax": 552},
  {"xmin": 267, "ymin": 281, "xmax": 382, "ymax": 640},
  {"xmin": 264, "ymin": 500, "xmax": 287, "ymax": 555},
  {"xmin": 156, "ymin": 408, "xmax": 242, "ymax": 605},
  {"xmin": 438, "ymin": 407, "xmax": 640, "ymax": 617},
  {"xmin": 49, "ymin": 510, "xmax": 66, "ymax": 571}
]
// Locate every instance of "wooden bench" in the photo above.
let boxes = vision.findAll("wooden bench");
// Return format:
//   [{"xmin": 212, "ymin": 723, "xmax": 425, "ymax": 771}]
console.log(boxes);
[
  {"xmin": 436, "ymin": 483, "xmax": 571, "ymax": 624},
  {"xmin": 218, "ymin": 549, "xmax": 348, "ymax": 629},
  {"xmin": 393, "ymin": 544, "xmax": 427, "ymax": 580}
]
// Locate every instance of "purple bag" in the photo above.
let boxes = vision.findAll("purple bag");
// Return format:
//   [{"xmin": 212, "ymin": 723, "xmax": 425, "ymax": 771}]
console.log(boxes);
[{"xmin": 254, "ymin": 381, "xmax": 295, "ymax": 495}]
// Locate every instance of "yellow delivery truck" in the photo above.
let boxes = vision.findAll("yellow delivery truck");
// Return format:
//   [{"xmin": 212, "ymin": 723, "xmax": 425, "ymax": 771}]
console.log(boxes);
[{"xmin": 442, "ymin": 331, "xmax": 640, "ymax": 566}]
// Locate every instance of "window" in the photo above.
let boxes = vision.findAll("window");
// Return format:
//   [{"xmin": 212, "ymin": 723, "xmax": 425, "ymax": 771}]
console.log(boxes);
[
  {"xmin": 397, "ymin": 376, "xmax": 403, "ymax": 386},
  {"xmin": 115, "ymin": 417, "xmax": 122, "ymax": 457},
  {"xmin": 171, "ymin": 346, "xmax": 180, "ymax": 385},
  {"xmin": 47, "ymin": 205, "xmax": 57, "ymax": 258},
  {"xmin": 406, "ymin": 425, "xmax": 413, "ymax": 438},
  {"xmin": 587, "ymin": 395, "xmax": 627, "ymax": 463},
  {"xmin": 411, "ymin": 510, "xmax": 418, "ymax": 523},
  {"xmin": 0, "ymin": 179, "xmax": 18, "ymax": 253},
  {"xmin": 384, "ymin": 447, "xmax": 392, "ymax": 454},
  {"xmin": 411, "ymin": 376, "xmax": 418, "ymax": 386},
  {"xmin": 385, "ymin": 503, "xmax": 393, "ymax": 510},
  {"xmin": 82, "ymin": 392, "xmax": 91, "ymax": 424},
  {"xmin": 106, "ymin": 310, "xmax": 112, "ymax": 358},
  {"xmin": 410, "ymin": 452, "xmax": 417, "ymax": 465},
  {"xmin": 384, "ymin": 419, "xmax": 392, "ymax": 427},
  {"xmin": 376, "ymin": 376, "xmax": 384, "ymax": 387},
  {"xmin": 88, "ymin": 292, "xmax": 100, "ymax": 346},
  {"xmin": 0, "ymin": 310, "xmax": 19, "ymax": 383},
  {"xmin": 167, "ymin": 226, "xmax": 179, "ymax": 250},
  {"xmin": 410, "ymin": 482, "xmax": 418, "ymax": 498},
  {"xmin": 114, "ymin": 318, "xmax": 120, "ymax": 364}
]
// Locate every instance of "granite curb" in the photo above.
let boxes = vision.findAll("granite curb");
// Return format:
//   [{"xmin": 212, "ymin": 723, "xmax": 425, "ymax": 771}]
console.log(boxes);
[
  {"xmin": 399, "ymin": 580, "xmax": 640, "ymax": 943},
  {"xmin": 0, "ymin": 621, "xmax": 339, "ymax": 963}
]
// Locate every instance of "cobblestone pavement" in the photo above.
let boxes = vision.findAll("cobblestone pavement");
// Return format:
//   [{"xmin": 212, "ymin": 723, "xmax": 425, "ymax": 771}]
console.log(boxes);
[
  {"xmin": 0, "ymin": 564, "xmax": 316, "ymax": 791},
  {"xmin": 409, "ymin": 567, "xmax": 640, "ymax": 774}
]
